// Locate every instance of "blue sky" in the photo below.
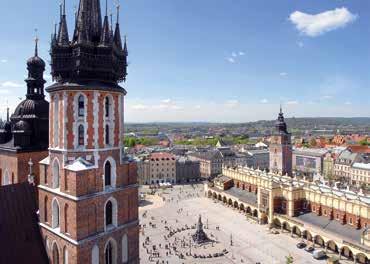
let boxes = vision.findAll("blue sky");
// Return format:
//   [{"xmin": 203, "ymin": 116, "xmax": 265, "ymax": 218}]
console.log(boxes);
[{"xmin": 0, "ymin": 0, "xmax": 369, "ymax": 122}]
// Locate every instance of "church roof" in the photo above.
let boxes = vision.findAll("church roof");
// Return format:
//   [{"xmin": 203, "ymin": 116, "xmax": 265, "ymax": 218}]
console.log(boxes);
[
  {"xmin": 0, "ymin": 183, "xmax": 48, "ymax": 264},
  {"xmin": 50, "ymin": 0, "xmax": 128, "ymax": 84},
  {"xmin": 65, "ymin": 157, "xmax": 95, "ymax": 172}
]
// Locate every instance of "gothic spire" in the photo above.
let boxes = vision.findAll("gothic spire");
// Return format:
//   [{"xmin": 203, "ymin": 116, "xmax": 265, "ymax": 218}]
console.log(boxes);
[
  {"xmin": 275, "ymin": 106, "xmax": 288, "ymax": 134},
  {"xmin": 74, "ymin": 0, "xmax": 102, "ymax": 43},
  {"xmin": 57, "ymin": 0, "xmax": 70, "ymax": 46},
  {"xmin": 100, "ymin": 0, "xmax": 111, "ymax": 45},
  {"xmin": 34, "ymin": 32, "xmax": 39, "ymax": 57},
  {"xmin": 123, "ymin": 35, "xmax": 128, "ymax": 56},
  {"xmin": 113, "ymin": 3, "xmax": 122, "ymax": 49}
]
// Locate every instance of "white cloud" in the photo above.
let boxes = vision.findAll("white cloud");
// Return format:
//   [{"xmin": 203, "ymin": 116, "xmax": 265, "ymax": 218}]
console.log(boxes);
[
  {"xmin": 225, "ymin": 100, "xmax": 240, "ymax": 108},
  {"xmin": 289, "ymin": 7, "xmax": 357, "ymax": 37},
  {"xmin": 194, "ymin": 105, "xmax": 201, "ymax": 109},
  {"xmin": 161, "ymin": 99, "xmax": 172, "ymax": 104},
  {"xmin": 125, "ymin": 99, "xmax": 370, "ymax": 123},
  {"xmin": 286, "ymin": 100, "xmax": 299, "ymax": 105},
  {"xmin": 0, "ymin": 89, "xmax": 10, "ymax": 94},
  {"xmin": 279, "ymin": 72, "xmax": 288, "ymax": 77},
  {"xmin": 297, "ymin": 41, "xmax": 304, "ymax": 48},
  {"xmin": 321, "ymin": 95, "xmax": 333, "ymax": 100},
  {"xmin": 260, "ymin": 98, "xmax": 269, "ymax": 104},
  {"xmin": 1, "ymin": 81, "xmax": 23, "ymax": 88},
  {"xmin": 231, "ymin": 52, "xmax": 238, "ymax": 57},
  {"xmin": 227, "ymin": 57, "xmax": 235, "ymax": 63},
  {"xmin": 131, "ymin": 104, "xmax": 149, "ymax": 110},
  {"xmin": 171, "ymin": 105, "xmax": 184, "ymax": 110},
  {"xmin": 344, "ymin": 101, "xmax": 352, "ymax": 105},
  {"xmin": 1, "ymin": 59, "xmax": 7, "ymax": 63},
  {"xmin": 239, "ymin": 51, "xmax": 245, "ymax": 56}
]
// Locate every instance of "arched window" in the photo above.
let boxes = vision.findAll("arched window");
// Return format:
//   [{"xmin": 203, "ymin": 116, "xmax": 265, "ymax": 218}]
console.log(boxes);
[
  {"xmin": 63, "ymin": 246, "xmax": 68, "ymax": 264},
  {"xmin": 92, "ymin": 245, "xmax": 99, "ymax": 264},
  {"xmin": 105, "ymin": 161, "xmax": 111, "ymax": 187},
  {"xmin": 54, "ymin": 95, "xmax": 59, "ymax": 147},
  {"xmin": 52, "ymin": 159, "xmax": 60, "ymax": 189},
  {"xmin": 3, "ymin": 170, "xmax": 9, "ymax": 186},
  {"xmin": 44, "ymin": 196, "xmax": 48, "ymax": 222},
  {"xmin": 106, "ymin": 201, "xmax": 113, "ymax": 226},
  {"xmin": 64, "ymin": 204, "xmax": 69, "ymax": 234},
  {"xmin": 105, "ymin": 97, "xmax": 110, "ymax": 118},
  {"xmin": 105, "ymin": 125, "xmax": 110, "ymax": 145},
  {"xmin": 104, "ymin": 240, "xmax": 116, "ymax": 264},
  {"xmin": 52, "ymin": 198, "xmax": 60, "ymax": 229},
  {"xmin": 52, "ymin": 242, "xmax": 59, "ymax": 264},
  {"xmin": 78, "ymin": 95, "xmax": 85, "ymax": 117},
  {"xmin": 104, "ymin": 198, "xmax": 117, "ymax": 230},
  {"xmin": 122, "ymin": 234, "xmax": 128, "ymax": 263},
  {"xmin": 78, "ymin": 125, "xmax": 84, "ymax": 146}
]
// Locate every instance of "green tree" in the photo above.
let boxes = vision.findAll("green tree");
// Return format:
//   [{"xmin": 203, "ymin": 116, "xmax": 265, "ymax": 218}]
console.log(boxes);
[
  {"xmin": 285, "ymin": 254, "xmax": 294, "ymax": 264},
  {"xmin": 309, "ymin": 138, "xmax": 317, "ymax": 147}
]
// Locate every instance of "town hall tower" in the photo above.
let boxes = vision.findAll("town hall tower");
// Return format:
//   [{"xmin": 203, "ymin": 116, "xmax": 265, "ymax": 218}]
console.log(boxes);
[{"xmin": 269, "ymin": 107, "xmax": 293, "ymax": 176}]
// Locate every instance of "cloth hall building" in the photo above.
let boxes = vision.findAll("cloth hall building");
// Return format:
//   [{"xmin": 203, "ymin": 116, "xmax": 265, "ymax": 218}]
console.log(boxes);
[{"xmin": 206, "ymin": 109, "xmax": 370, "ymax": 264}]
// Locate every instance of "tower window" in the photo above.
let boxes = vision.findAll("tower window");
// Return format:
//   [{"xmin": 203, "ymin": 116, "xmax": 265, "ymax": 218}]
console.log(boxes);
[
  {"xmin": 64, "ymin": 204, "xmax": 69, "ymax": 234},
  {"xmin": 104, "ymin": 198, "xmax": 117, "ymax": 230},
  {"xmin": 53, "ymin": 243, "xmax": 60, "ymax": 264},
  {"xmin": 78, "ymin": 125, "xmax": 84, "ymax": 146},
  {"xmin": 106, "ymin": 201, "xmax": 113, "ymax": 226},
  {"xmin": 105, "ymin": 241, "xmax": 114, "ymax": 264},
  {"xmin": 105, "ymin": 125, "xmax": 110, "ymax": 145},
  {"xmin": 52, "ymin": 159, "xmax": 60, "ymax": 189},
  {"xmin": 105, "ymin": 97, "xmax": 110, "ymax": 118},
  {"xmin": 105, "ymin": 161, "xmax": 111, "ymax": 187},
  {"xmin": 78, "ymin": 95, "xmax": 85, "ymax": 117},
  {"xmin": 44, "ymin": 196, "xmax": 48, "ymax": 223},
  {"xmin": 52, "ymin": 198, "xmax": 60, "ymax": 229}
]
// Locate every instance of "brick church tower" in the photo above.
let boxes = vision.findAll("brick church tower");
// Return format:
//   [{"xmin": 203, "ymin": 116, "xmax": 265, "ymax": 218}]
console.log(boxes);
[
  {"xmin": 38, "ymin": 1, "xmax": 139, "ymax": 263},
  {"xmin": 0, "ymin": 38, "xmax": 49, "ymax": 187},
  {"xmin": 269, "ymin": 107, "xmax": 292, "ymax": 176}
]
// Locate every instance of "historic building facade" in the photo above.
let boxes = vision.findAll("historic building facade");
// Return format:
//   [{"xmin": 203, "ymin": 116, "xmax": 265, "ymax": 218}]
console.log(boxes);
[
  {"xmin": 0, "ymin": 39, "xmax": 49, "ymax": 187},
  {"xmin": 38, "ymin": 1, "xmax": 139, "ymax": 263},
  {"xmin": 148, "ymin": 152, "xmax": 176, "ymax": 184}
]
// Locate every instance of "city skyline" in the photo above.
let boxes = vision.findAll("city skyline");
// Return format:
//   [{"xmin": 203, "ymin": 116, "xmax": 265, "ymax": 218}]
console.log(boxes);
[{"xmin": 0, "ymin": 0, "xmax": 369, "ymax": 122}]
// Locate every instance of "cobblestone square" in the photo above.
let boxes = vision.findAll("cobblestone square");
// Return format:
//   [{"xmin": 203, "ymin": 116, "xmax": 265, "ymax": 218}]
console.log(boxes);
[{"xmin": 138, "ymin": 184, "xmax": 343, "ymax": 264}]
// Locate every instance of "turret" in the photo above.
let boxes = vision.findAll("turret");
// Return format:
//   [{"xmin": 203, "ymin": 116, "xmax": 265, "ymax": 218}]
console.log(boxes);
[
  {"xmin": 275, "ymin": 105, "xmax": 288, "ymax": 134},
  {"xmin": 57, "ymin": 0, "xmax": 69, "ymax": 46},
  {"xmin": 25, "ymin": 34, "xmax": 46, "ymax": 100},
  {"xmin": 100, "ymin": 0, "xmax": 111, "ymax": 46},
  {"xmin": 113, "ymin": 4, "xmax": 122, "ymax": 49}
]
